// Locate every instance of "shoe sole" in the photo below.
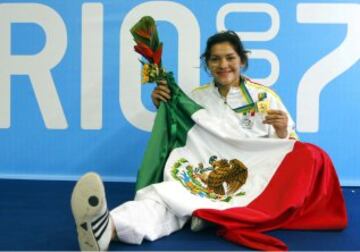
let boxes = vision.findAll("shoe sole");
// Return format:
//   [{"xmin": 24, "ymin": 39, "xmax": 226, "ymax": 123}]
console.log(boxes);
[{"xmin": 71, "ymin": 172, "xmax": 105, "ymax": 251}]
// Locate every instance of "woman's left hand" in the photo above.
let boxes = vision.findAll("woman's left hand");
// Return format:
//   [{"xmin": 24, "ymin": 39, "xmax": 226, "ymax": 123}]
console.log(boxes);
[{"xmin": 263, "ymin": 109, "xmax": 288, "ymax": 138}]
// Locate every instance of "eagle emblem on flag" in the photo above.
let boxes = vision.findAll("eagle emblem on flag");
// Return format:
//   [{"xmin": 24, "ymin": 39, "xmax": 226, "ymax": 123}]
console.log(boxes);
[{"xmin": 171, "ymin": 156, "xmax": 248, "ymax": 202}]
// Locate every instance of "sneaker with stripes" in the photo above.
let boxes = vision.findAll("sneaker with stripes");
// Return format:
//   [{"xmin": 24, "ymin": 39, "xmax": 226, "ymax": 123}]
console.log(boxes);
[{"xmin": 71, "ymin": 172, "xmax": 113, "ymax": 251}]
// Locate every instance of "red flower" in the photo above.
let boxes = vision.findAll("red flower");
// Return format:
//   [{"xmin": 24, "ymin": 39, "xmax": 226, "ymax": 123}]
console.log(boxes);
[
  {"xmin": 134, "ymin": 42, "xmax": 153, "ymax": 62},
  {"xmin": 134, "ymin": 29, "xmax": 151, "ymax": 39},
  {"xmin": 153, "ymin": 44, "xmax": 163, "ymax": 65}
]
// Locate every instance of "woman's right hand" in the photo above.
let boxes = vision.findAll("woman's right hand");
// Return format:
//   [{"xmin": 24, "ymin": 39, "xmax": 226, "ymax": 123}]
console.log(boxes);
[{"xmin": 151, "ymin": 80, "xmax": 171, "ymax": 108}]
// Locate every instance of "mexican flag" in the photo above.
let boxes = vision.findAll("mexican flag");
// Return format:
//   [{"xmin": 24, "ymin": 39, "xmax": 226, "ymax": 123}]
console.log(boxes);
[{"xmin": 134, "ymin": 73, "xmax": 347, "ymax": 251}]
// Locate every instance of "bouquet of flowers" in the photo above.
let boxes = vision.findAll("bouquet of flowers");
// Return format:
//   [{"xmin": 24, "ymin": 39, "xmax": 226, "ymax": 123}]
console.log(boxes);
[{"xmin": 130, "ymin": 16, "xmax": 167, "ymax": 84}]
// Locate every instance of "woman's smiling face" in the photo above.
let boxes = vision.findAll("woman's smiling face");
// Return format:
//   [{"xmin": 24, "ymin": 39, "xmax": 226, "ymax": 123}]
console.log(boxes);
[{"xmin": 207, "ymin": 42, "xmax": 243, "ymax": 87}]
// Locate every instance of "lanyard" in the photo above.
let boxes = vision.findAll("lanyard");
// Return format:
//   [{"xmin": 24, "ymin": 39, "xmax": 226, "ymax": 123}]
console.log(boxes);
[{"xmin": 231, "ymin": 78, "xmax": 256, "ymax": 114}]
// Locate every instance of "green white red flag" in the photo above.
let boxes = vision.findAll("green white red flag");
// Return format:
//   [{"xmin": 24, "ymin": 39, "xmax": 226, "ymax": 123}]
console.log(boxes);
[{"xmin": 134, "ymin": 74, "xmax": 347, "ymax": 250}]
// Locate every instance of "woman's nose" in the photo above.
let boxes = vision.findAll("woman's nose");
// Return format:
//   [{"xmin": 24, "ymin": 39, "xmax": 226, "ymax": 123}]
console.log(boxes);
[{"xmin": 219, "ymin": 58, "xmax": 227, "ymax": 68}]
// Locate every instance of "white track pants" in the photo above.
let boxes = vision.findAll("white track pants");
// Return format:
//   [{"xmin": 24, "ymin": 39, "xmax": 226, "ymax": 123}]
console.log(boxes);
[{"xmin": 110, "ymin": 199, "xmax": 189, "ymax": 244}]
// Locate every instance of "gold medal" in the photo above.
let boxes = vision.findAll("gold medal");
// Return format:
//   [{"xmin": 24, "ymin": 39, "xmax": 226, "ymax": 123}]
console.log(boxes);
[{"xmin": 257, "ymin": 100, "xmax": 270, "ymax": 114}]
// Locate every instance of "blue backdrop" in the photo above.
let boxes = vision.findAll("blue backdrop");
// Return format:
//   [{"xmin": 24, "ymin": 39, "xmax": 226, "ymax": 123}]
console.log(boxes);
[{"xmin": 0, "ymin": 0, "xmax": 359, "ymax": 185}]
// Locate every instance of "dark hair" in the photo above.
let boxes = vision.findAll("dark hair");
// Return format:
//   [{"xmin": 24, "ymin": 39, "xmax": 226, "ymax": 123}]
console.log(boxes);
[{"xmin": 201, "ymin": 31, "xmax": 249, "ymax": 71}]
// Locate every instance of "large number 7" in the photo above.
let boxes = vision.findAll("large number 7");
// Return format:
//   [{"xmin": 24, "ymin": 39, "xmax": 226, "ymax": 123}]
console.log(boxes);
[{"xmin": 296, "ymin": 3, "xmax": 360, "ymax": 132}]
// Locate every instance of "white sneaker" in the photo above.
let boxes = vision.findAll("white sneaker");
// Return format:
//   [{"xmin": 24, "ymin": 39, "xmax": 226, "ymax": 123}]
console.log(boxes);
[{"xmin": 71, "ymin": 172, "xmax": 113, "ymax": 251}]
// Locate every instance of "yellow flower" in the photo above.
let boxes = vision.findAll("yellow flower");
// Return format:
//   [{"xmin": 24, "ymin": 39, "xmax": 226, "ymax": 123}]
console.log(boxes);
[{"xmin": 141, "ymin": 64, "xmax": 150, "ymax": 84}]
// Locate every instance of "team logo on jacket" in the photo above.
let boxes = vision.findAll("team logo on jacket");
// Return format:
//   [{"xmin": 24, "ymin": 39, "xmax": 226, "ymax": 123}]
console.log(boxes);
[
  {"xmin": 171, "ymin": 156, "xmax": 248, "ymax": 202},
  {"xmin": 240, "ymin": 116, "xmax": 254, "ymax": 129}
]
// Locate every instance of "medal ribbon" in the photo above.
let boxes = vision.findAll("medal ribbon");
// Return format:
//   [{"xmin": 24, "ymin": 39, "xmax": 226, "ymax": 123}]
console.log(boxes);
[{"xmin": 232, "ymin": 78, "xmax": 256, "ymax": 114}]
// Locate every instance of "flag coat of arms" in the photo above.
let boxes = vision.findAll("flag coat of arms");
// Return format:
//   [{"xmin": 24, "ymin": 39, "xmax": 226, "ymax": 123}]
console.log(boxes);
[{"xmin": 134, "ymin": 74, "xmax": 347, "ymax": 251}]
